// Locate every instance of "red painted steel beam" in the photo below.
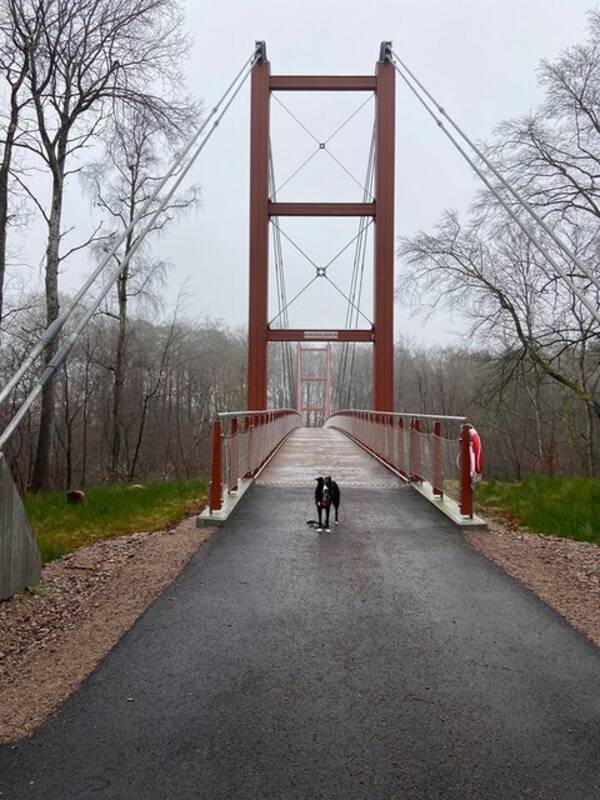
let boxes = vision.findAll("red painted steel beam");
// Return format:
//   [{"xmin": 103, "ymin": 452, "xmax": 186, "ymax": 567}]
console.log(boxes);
[
  {"xmin": 269, "ymin": 202, "xmax": 375, "ymax": 217},
  {"xmin": 247, "ymin": 58, "xmax": 271, "ymax": 411},
  {"xmin": 267, "ymin": 328, "xmax": 374, "ymax": 342},
  {"xmin": 270, "ymin": 75, "xmax": 377, "ymax": 91},
  {"xmin": 373, "ymin": 59, "xmax": 395, "ymax": 412}
]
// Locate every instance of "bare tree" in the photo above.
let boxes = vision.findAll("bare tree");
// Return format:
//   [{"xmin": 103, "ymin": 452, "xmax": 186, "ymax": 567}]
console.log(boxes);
[
  {"xmin": 5, "ymin": 0, "xmax": 192, "ymax": 490},
  {"xmin": 398, "ymin": 212, "xmax": 600, "ymax": 418},
  {"xmin": 86, "ymin": 107, "xmax": 200, "ymax": 478},
  {"xmin": 0, "ymin": 0, "xmax": 39, "ymax": 330}
]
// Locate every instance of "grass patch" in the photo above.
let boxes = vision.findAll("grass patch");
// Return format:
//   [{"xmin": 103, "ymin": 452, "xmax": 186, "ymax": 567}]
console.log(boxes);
[
  {"xmin": 27, "ymin": 584, "xmax": 56, "ymax": 597},
  {"xmin": 24, "ymin": 479, "xmax": 207, "ymax": 564},
  {"xmin": 476, "ymin": 475, "xmax": 600, "ymax": 545}
]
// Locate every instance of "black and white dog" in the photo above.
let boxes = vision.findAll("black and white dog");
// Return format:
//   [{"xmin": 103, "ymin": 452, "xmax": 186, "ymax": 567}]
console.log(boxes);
[{"xmin": 307, "ymin": 476, "xmax": 341, "ymax": 533}]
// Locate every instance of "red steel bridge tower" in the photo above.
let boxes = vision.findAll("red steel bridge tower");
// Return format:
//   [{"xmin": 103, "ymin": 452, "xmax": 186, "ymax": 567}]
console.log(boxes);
[{"xmin": 247, "ymin": 42, "xmax": 395, "ymax": 413}]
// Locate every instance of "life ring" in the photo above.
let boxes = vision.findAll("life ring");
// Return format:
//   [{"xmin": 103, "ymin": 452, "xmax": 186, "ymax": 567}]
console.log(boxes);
[{"xmin": 470, "ymin": 427, "xmax": 483, "ymax": 481}]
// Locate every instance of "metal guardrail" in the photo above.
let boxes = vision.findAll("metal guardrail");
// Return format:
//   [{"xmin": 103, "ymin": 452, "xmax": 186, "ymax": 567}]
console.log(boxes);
[
  {"xmin": 325, "ymin": 409, "xmax": 476, "ymax": 518},
  {"xmin": 209, "ymin": 409, "xmax": 302, "ymax": 512}
]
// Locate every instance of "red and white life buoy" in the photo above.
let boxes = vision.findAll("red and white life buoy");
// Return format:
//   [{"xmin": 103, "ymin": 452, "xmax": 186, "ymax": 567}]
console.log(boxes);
[{"xmin": 470, "ymin": 427, "xmax": 483, "ymax": 481}]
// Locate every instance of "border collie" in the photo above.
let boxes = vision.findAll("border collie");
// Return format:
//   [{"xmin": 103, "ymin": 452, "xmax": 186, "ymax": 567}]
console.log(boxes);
[{"xmin": 307, "ymin": 476, "xmax": 341, "ymax": 533}]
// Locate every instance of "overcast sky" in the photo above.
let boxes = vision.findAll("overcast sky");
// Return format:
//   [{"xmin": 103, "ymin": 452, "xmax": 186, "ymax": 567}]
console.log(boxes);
[{"xmin": 13, "ymin": 0, "xmax": 597, "ymax": 346}]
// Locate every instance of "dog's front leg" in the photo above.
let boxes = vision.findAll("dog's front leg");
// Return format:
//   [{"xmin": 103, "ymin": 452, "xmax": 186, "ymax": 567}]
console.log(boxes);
[
  {"xmin": 317, "ymin": 505, "xmax": 322, "ymax": 531},
  {"xmin": 325, "ymin": 505, "xmax": 331, "ymax": 531}
]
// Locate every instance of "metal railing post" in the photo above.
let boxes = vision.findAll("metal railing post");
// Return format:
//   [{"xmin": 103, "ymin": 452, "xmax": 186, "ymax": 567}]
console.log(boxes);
[
  {"xmin": 411, "ymin": 418, "xmax": 422, "ymax": 482},
  {"xmin": 209, "ymin": 418, "xmax": 223, "ymax": 512},
  {"xmin": 245, "ymin": 415, "xmax": 253, "ymax": 479},
  {"xmin": 230, "ymin": 416, "xmax": 239, "ymax": 492},
  {"xmin": 460, "ymin": 424, "xmax": 473, "ymax": 518},
  {"xmin": 397, "ymin": 416, "xmax": 405, "ymax": 477},
  {"xmin": 433, "ymin": 420, "xmax": 443, "ymax": 497}
]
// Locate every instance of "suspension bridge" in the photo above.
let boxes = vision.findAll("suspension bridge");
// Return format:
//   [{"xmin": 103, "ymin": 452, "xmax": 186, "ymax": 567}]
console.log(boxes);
[{"xmin": 1, "ymin": 42, "xmax": 600, "ymax": 799}]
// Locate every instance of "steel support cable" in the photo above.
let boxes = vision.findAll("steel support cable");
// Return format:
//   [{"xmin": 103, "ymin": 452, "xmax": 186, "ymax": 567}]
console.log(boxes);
[
  {"xmin": 272, "ymin": 93, "xmax": 375, "ymax": 198},
  {"xmin": 0, "ymin": 57, "xmax": 255, "ymax": 451},
  {"xmin": 338, "ymin": 213, "xmax": 370, "ymax": 401},
  {"xmin": 269, "ymin": 143, "xmax": 294, "ymax": 404},
  {"xmin": 0, "ymin": 52, "xmax": 256, "ymax": 410},
  {"xmin": 269, "ymin": 148, "xmax": 286, "ymax": 326},
  {"xmin": 325, "ymin": 275, "xmax": 373, "ymax": 326},
  {"xmin": 348, "ymin": 129, "xmax": 375, "ymax": 322},
  {"xmin": 345, "ymin": 220, "xmax": 373, "ymax": 406},
  {"xmin": 347, "ymin": 127, "xmax": 376, "ymax": 326},
  {"xmin": 272, "ymin": 94, "xmax": 320, "ymax": 144},
  {"xmin": 392, "ymin": 51, "xmax": 600, "ymax": 297},
  {"xmin": 322, "ymin": 148, "xmax": 374, "ymax": 197},
  {"xmin": 324, "ymin": 94, "xmax": 374, "ymax": 144},
  {"xmin": 268, "ymin": 276, "xmax": 318, "ymax": 327},
  {"xmin": 339, "ymin": 124, "xmax": 376, "ymax": 405},
  {"xmin": 269, "ymin": 216, "xmax": 375, "ymax": 332},
  {"xmin": 324, "ymin": 220, "xmax": 374, "ymax": 272},
  {"xmin": 275, "ymin": 147, "xmax": 321, "ymax": 195},
  {"xmin": 339, "ymin": 216, "xmax": 372, "ymax": 405},
  {"xmin": 271, "ymin": 93, "xmax": 376, "ymax": 401},
  {"xmin": 391, "ymin": 53, "xmax": 600, "ymax": 325},
  {"xmin": 270, "ymin": 218, "xmax": 374, "ymax": 276},
  {"xmin": 270, "ymin": 220, "xmax": 320, "ymax": 270}
]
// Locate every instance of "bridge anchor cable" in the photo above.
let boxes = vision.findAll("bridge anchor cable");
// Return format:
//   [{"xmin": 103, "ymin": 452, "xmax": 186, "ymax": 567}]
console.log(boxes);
[
  {"xmin": 391, "ymin": 51, "xmax": 600, "ymax": 326},
  {"xmin": 0, "ymin": 51, "xmax": 258, "ymax": 451}
]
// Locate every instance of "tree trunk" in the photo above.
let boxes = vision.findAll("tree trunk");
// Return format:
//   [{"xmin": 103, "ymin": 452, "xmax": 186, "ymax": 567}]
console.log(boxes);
[
  {"xmin": 110, "ymin": 265, "xmax": 129, "ymax": 476},
  {"xmin": 63, "ymin": 364, "xmax": 73, "ymax": 489},
  {"xmin": 111, "ymin": 182, "xmax": 136, "ymax": 477},
  {"xmin": 585, "ymin": 403, "xmax": 596, "ymax": 477},
  {"xmin": 129, "ymin": 394, "xmax": 150, "ymax": 481},
  {"xmin": 81, "ymin": 358, "xmax": 90, "ymax": 487},
  {"xmin": 31, "ymin": 169, "xmax": 64, "ymax": 492},
  {"xmin": 0, "ymin": 69, "xmax": 26, "ymax": 333}
]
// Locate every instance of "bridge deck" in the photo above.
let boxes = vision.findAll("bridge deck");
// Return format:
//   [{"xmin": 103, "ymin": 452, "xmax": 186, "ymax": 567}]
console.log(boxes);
[
  {"xmin": 1, "ymin": 432, "xmax": 599, "ymax": 798},
  {"xmin": 257, "ymin": 426, "xmax": 400, "ymax": 487}
]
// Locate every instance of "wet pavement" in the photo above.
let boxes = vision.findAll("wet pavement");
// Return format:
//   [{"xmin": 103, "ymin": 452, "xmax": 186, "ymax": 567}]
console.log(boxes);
[
  {"xmin": 258, "ymin": 427, "xmax": 400, "ymax": 488},
  {"xmin": 1, "ymin": 475, "xmax": 599, "ymax": 799}
]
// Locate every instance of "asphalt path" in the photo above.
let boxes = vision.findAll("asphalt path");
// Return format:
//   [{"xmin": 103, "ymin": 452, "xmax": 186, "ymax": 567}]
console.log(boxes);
[{"xmin": 1, "ymin": 485, "xmax": 599, "ymax": 799}]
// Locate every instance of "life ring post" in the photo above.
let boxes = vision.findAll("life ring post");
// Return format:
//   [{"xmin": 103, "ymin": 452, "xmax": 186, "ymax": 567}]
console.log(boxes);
[{"xmin": 459, "ymin": 423, "xmax": 473, "ymax": 518}]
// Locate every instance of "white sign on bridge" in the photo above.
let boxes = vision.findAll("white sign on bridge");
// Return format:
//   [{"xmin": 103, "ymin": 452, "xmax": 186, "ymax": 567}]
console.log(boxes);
[{"xmin": 303, "ymin": 331, "xmax": 338, "ymax": 340}]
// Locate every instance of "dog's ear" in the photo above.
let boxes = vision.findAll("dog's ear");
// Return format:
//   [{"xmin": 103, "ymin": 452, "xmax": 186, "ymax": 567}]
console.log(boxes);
[{"xmin": 315, "ymin": 476, "xmax": 323, "ymax": 482}]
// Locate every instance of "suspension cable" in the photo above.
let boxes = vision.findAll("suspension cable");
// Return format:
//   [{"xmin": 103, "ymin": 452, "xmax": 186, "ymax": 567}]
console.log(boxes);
[
  {"xmin": 0, "ymin": 52, "xmax": 257, "ymax": 410},
  {"xmin": 391, "ymin": 53, "xmax": 600, "ymax": 326},
  {"xmin": 337, "ymin": 122, "xmax": 376, "ymax": 407},
  {"xmin": 269, "ymin": 142, "xmax": 295, "ymax": 405},
  {"xmin": 0, "ymin": 53, "xmax": 256, "ymax": 451},
  {"xmin": 268, "ymin": 276, "xmax": 318, "ymax": 327},
  {"xmin": 272, "ymin": 93, "xmax": 375, "ymax": 198},
  {"xmin": 325, "ymin": 275, "xmax": 373, "ymax": 326},
  {"xmin": 392, "ymin": 51, "xmax": 600, "ymax": 297}
]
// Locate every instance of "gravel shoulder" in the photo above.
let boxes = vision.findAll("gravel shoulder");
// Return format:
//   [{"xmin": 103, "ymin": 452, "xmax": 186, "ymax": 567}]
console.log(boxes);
[
  {"xmin": 465, "ymin": 515, "xmax": 600, "ymax": 648},
  {"xmin": 0, "ymin": 517, "xmax": 212, "ymax": 744}
]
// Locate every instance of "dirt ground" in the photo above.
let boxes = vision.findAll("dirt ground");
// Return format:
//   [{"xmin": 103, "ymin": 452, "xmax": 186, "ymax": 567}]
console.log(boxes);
[
  {"xmin": 465, "ymin": 517, "xmax": 600, "ymax": 649},
  {"xmin": 1, "ymin": 510, "xmax": 598, "ymax": 746},
  {"xmin": 0, "ymin": 518, "xmax": 213, "ymax": 744}
]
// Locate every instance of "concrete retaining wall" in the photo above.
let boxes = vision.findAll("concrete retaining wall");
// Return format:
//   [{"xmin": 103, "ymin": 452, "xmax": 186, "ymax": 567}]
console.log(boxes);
[{"xmin": 0, "ymin": 453, "xmax": 41, "ymax": 600}]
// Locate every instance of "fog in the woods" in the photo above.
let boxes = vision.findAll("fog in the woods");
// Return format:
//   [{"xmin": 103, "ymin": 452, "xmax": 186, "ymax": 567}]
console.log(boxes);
[
  {"xmin": 9, "ymin": 0, "xmax": 594, "ymax": 342},
  {"xmin": 1, "ymin": 0, "xmax": 599, "ymax": 491}
]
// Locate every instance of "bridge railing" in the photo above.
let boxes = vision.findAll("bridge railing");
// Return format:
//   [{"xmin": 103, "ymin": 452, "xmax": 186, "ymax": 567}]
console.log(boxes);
[
  {"xmin": 325, "ymin": 410, "xmax": 475, "ymax": 518},
  {"xmin": 209, "ymin": 409, "xmax": 302, "ymax": 513}
]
